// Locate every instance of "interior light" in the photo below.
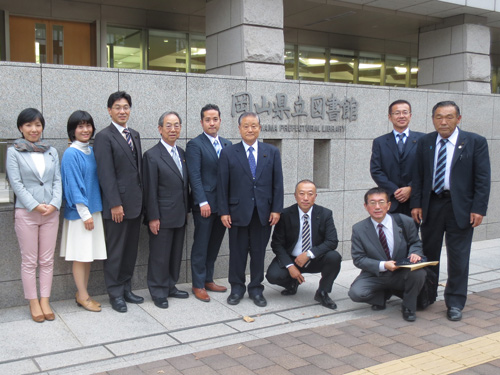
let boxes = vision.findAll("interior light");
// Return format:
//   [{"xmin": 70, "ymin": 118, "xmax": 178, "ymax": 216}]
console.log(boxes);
[{"xmin": 164, "ymin": 39, "xmax": 169, "ymax": 43}]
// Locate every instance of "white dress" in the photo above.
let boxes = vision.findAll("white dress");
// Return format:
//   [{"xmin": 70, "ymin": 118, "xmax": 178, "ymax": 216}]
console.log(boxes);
[{"xmin": 60, "ymin": 141, "xmax": 107, "ymax": 262}]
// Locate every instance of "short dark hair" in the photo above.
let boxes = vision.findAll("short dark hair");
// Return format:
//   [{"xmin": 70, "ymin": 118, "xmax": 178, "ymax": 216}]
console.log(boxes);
[
  {"xmin": 295, "ymin": 179, "xmax": 316, "ymax": 191},
  {"xmin": 158, "ymin": 111, "xmax": 182, "ymax": 127},
  {"xmin": 432, "ymin": 101, "xmax": 460, "ymax": 117},
  {"xmin": 388, "ymin": 99, "xmax": 411, "ymax": 114},
  {"xmin": 238, "ymin": 112, "xmax": 260, "ymax": 126},
  {"xmin": 201, "ymin": 104, "xmax": 220, "ymax": 120},
  {"xmin": 364, "ymin": 187, "xmax": 389, "ymax": 204},
  {"xmin": 107, "ymin": 91, "xmax": 132, "ymax": 109},
  {"xmin": 67, "ymin": 110, "xmax": 96, "ymax": 142},
  {"xmin": 17, "ymin": 108, "xmax": 45, "ymax": 134}
]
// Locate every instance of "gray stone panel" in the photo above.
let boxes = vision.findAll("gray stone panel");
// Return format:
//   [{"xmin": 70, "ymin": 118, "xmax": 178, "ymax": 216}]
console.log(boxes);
[
  {"xmin": 281, "ymin": 139, "xmax": 300, "ymax": 195},
  {"xmin": 206, "ymin": 0, "xmax": 231, "ymax": 36},
  {"xmin": 242, "ymin": 0, "xmax": 283, "ymax": 28},
  {"xmin": 118, "ymin": 70, "xmax": 187, "ymax": 140},
  {"xmin": 344, "ymin": 139, "xmax": 373, "ymax": 191},
  {"xmin": 463, "ymin": 81, "xmax": 492, "ymax": 93},
  {"xmin": 243, "ymin": 26, "xmax": 284, "ymax": 63},
  {"xmin": 218, "ymin": 27, "xmax": 244, "ymax": 66},
  {"xmin": 0, "ymin": 63, "xmax": 42, "ymax": 140},
  {"xmin": 419, "ymin": 28, "xmax": 452, "ymax": 59},
  {"xmin": 205, "ymin": 35, "xmax": 218, "ymax": 70},
  {"xmin": 238, "ymin": 62, "xmax": 285, "ymax": 80},
  {"xmin": 417, "ymin": 58, "xmax": 434, "ymax": 86},
  {"xmin": 186, "ymin": 75, "xmax": 246, "ymax": 140},
  {"xmin": 490, "ymin": 140, "xmax": 500, "ymax": 183},
  {"xmin": 461, "ymin": 94, "xmax": 494, "ymax": 138},
  {"xmin": 465, "ymin": 54, "xmax": 491, "ymax": 81},
  {"xmin": 330, "ymin": 139, "xmax": 346, "ymax": 192},
  {"xmin": 345, "ymin": 85, "xmax": 389, "ymax": 140},
  {"xmin": 41, "ymin": 66, "xmax": 118, "ymax": 139},
  {"xmin": 433, "ymin": 54, "xmax": 465, "ymax": 84}
]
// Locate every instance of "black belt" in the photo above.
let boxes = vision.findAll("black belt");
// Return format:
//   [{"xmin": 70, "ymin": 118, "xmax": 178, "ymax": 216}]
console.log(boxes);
[{"xmin": 432, "ymin": 190, "xmax": 450, "ymax": 199}]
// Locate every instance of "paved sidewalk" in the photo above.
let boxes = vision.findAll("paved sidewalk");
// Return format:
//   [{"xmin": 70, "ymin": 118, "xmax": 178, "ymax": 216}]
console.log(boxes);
[{"xmin": 1, "ymin": 239, "xmax": 500, "ymax": 375}]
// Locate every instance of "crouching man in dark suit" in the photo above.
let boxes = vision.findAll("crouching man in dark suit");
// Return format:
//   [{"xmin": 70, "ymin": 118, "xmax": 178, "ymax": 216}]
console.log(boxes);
[
  {"xmin": 349, "ymin": 187, "xmax": 426, "ymax": 321},
  {"xmin": 143, "ymin": 111, "xmax": 189, "ymax": 309},
  {"xmin": 266, "ymin": 180, "xmax": 341, "ymax": 309}
]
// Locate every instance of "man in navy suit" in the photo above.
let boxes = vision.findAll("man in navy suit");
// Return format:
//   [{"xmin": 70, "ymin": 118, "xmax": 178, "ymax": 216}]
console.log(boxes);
[
  {"xmin": 94, "ymin": 91, "xmax": 144, "ymax": 313},
  {"xmin": 370, "ymin": 100, "xmax": 424, "ymax": 217},
  {"xmin": 143, "ymin": 111, "xmax": 190, "ymax": 309},
  {"xmin": 411, "ymin": 101, "xmax": 491, "ymax": 321},
  {"xmin": 218, "ymin": 112, "xmax": 284, "ymax": 307},
  {"xmin": 186, "ymin": 104, "xmax": 232, "ymax": 302},
  {"xmin": 266, "ymin": 180, "xmax": 341, "ymax": 310}
]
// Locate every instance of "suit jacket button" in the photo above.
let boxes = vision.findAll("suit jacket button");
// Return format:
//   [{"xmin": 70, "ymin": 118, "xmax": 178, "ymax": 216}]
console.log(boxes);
[{"xmin": 40, "ymin": 182, "xmax": 44, "ymax": 186}]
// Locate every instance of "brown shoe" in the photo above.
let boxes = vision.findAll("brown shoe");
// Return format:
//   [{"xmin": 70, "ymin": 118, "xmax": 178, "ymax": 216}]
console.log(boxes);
[
  {"xmin": 29, "ymin": 301, "xmax": 45, "ymax": 323},
  {"xmin": 192, "ymin": 288, "xmax": 210, "ymax": 302},
  {"xmin": 205, "ymin": 282, "xmax": 227, "ymax": 293},
  {"xmin": 76, "ymin": 292, "xmax": 101, "ymax": 307},
  {"xmin": 76, "ymin": 295, "xmax": 102, "ymax": 312}
]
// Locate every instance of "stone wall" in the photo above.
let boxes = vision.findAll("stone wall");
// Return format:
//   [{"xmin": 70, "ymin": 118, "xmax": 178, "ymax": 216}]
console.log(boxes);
[{"xmin": 0, "ymin": 62, "xmax": 498, "ymax": 308}]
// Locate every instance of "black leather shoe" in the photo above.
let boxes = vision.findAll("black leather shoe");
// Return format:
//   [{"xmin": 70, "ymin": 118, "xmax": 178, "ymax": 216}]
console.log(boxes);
[
  {"xmin": 281, "ymin": 280, "xmax": 299, "ymax": 296},
  {"xmin": 314, "ymin": 290, "xmax": 337, "ymax": 310},
  {"xmin": 110, "ymin": 297, "xmax": 127, "ymax": 313},
  {"xmin": 447, "ymin": 307, "xmax": 462, "ymax": 321},
  {"xmin": 250, "ymin": 294, "xmax": 267, "ymax": 307},
  {"xmin": 402, "ymin": 306, "xmax": 416, "ymax": 322},
  {"xmin": 371, "ymin": 300, "xmax": 386, "ymax": 311},
  {"xmin": 124, "ymin": 291, "xmax": 144, "ymax": 304},
  {"xmin": 227, "ymin": 294, "xmax": 242, "ymax": 305},
  {"xmin": 169, "ymin": 290, "xmax": 189, "ymax": 299},
  {"xmin": 153, "ymin": 297, "xmax": 169, "ymax": 309}
]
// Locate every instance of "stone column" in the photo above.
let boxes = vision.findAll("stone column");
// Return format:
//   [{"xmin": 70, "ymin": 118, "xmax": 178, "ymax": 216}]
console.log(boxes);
[
  {"xmin": 418, "ymin": 15, "xmax": 491, "ymax": 93},
  {"xmin": 205, "ymin": 0, "xmax": 285, "ymax": 79}
]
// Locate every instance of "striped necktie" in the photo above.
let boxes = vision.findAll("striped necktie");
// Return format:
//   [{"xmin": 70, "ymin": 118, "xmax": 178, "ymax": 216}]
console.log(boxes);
[
  {"xmin": 122, "ymin": 128, "xmax": 134, "ymax": 151},
  {"xmin": 378, "ymin": 223, "xmax": 391, "ymax": 260},
  {"xmin": 434, "ymin": 139, "xmax": 448, "ymax": 194}
]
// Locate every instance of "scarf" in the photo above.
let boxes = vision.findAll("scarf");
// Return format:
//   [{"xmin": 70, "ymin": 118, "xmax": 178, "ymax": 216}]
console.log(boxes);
[{"xmin": 13, "ymin": 138, "xmax": 50, "ymax": 153}]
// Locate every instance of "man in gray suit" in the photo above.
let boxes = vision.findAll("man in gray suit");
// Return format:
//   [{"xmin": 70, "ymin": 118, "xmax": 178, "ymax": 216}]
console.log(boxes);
[
  {"xmin": 348, "ymin": 187, "xmax": 426, "ymax": 321},
  {"xmin": 143, "ymin": 111, "xmax": 190, "ymax": 309}
]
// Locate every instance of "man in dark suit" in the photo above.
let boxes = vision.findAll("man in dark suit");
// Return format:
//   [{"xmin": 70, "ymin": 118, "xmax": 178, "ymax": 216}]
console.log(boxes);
[
  {"xmin": 370, "ymin": 99, "xmax": 424, "ymax": 217},
  {"xmin": 411, "ymin": 101, "xmax": 491, "ymax": 321},
  {"xmin": 186, "ymin": 104, "xmax": 232, "ymax": 302},
  {"xmin": 349, "ymin": 187, "xmax": 426, "ymax": 322},
  {"xmin": 266, "ymin": 180, "xmax": 341, "ymax": 309},
  {"xmin": 94, "ymin": 91, "xmax": 144, "ymax": 313},
  {"xmin": 142, "ymin": 111, "xmax": 189, "ymax": 309},
  {"xmin": 218, "ymin": 112, "xmax": 284, "ymax": 307}
]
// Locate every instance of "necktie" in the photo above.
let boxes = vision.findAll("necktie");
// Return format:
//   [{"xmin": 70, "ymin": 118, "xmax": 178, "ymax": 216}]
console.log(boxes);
[
  {"xmin": 397, "ymin": 133, "xmax": 405, "ymax": 156},
  {"xmin": 123, "ymin": 128, "xmax": 134, "ymax": 151},
  {"xmin": 213, "ymin": 139, "xmax": 221, "ymax": 158},
  {"xmin": 434, "ymin": 139, "xmax": 448, "ymax": 194},
  {"xmin": 171, "ymin": 147, "xmax": 183, "ymax": 175},
  {"xmin": 378, "ymin": 223, "xmax": 391, "ymax": 260},
  {"xmin": 302, "ymin": 214, "xmax": 311, "ymax": 253},
  {"xmin": 248, "ymin": 146, "xmax": 256, "ymax": 178}
]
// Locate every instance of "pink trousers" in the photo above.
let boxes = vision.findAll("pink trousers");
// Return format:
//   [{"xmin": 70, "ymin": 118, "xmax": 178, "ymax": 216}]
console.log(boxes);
[{"xmin": 14, "ymin": 208, "xmax": 60, "ymax": 300}]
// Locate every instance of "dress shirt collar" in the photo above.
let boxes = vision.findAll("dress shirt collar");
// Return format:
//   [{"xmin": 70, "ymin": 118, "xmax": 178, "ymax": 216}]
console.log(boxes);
[
  {"xmin": 204, "ymin": 132, "xmax": 220, "ymax": 144},
  {"xmin": 112, "ymin": 121, "xmax": 129, "ymax": 133},
  {"xmin": 436, "ymin": 127, "xmax": 459, "ymax": 148},
  {"xmin": 298, "ymin": 205, "xmax": 313, "ymax": 220},
  {"xmin": 393, "ymin": 128, "xmax": 409, "ymax": 142},
  {"xmin": 370, "ymin": 213, "xmax": 393, "ymax": 232},
  {"xmin": 242, "ymin": 140, "xmax": 258, "ymax": 154},
  {"xmin": 161, "ymin": 138, "xmax": 177, "ymax": 153}
]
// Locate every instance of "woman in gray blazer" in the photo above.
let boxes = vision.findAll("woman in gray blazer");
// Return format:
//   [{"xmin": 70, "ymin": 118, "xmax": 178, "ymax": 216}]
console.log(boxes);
[{"xmin": 6, "ymin": 108, "xmax": 62, "ymax": 323}]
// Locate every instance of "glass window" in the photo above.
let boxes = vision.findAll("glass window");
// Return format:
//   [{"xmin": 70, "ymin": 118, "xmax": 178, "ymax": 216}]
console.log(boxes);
[
  {"xmin": 52, "ymin": 25, "xmax": 63, "ymax": 65},
  {"xmin": 35, "ymin": 23, "xmax": 46, "ymax": 64},
  {"xmin": 410, "ymin": 58, "xmax": 418, "ymax": 88},
  {"xmin": 285, "ymin": 44, "xmax": 295, "ymax": 80},
  {"xmin": 358, "ymin": 52, "xmax": 382, "ymax": 86},
  {"xmin": 107, "ymin": 26, "xmax": 142, "ymax": 69},
  {"xmin": 189, "ymin": 33, "xmax": 206, "ymax": 73},
  {"xmin": 148, "ymin": 30, "xmax": 188, "ymax": 72},
  {"xmin": 298, "ymin": 45, "xmax": 326, "ymax": 82},
  {"xmin": 385, "ymin": 54, "xmax": 407, "ymax": 87},
  {"xmin": 330, "ymin": 48, "xmax": 355, "ymax": 84}
]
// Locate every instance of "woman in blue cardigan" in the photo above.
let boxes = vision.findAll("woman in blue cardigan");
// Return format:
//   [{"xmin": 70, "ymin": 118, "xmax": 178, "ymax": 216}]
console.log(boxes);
[
  {"xmin": 60, "ymin": 110, "xmax": 106, "ymax": 312},
  {"xmin": 6, "ymin": 108, "xmax": 62, "ymax": 322}
]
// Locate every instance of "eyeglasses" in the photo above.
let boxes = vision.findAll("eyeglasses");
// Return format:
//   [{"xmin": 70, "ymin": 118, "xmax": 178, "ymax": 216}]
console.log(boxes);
[
  {"xmin": 164, "ymin": 123, "xmax": 181, "ymax": 130},
  {"xmin": 367, "ymin": 200, "xmax": 387, "ymax": 207},
  {"xmin": 434, "ymin": 115, "xmax": 456, "ymax": 121},
  {"xmin": 391, "ymin": 111, "xmax": 410, "ymax": 116},
  {"xmin": 112, "ymin": 105, "xmax": 130, "ymax": 112}
]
